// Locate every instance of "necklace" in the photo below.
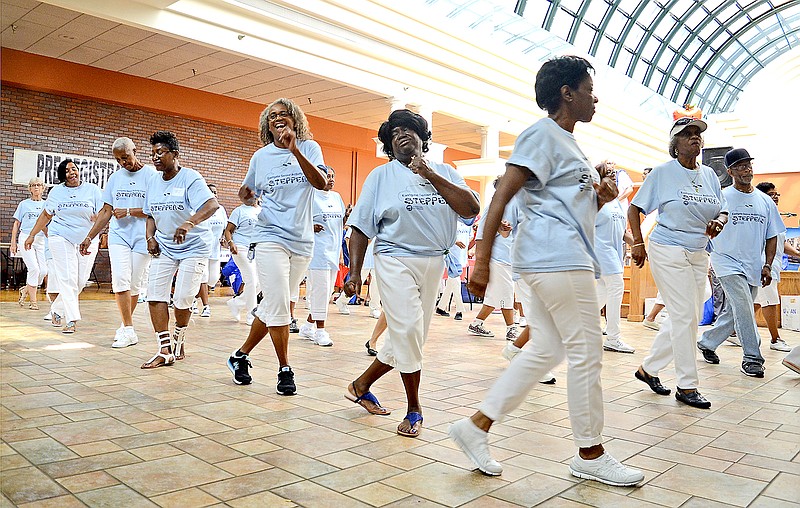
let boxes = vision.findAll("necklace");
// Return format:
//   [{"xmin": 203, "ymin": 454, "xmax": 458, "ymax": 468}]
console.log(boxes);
[{"xmin": 686, "ymin": 167, "xmax": 702, "ymax": 193}]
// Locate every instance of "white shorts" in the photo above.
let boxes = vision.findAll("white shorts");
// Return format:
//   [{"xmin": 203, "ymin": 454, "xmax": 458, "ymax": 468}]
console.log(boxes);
[
  {"xmin": 253, "ymin": 243, "xmax": 310, "ymax": 327},
  {"xmin": 306, "ymin": 268, "xmax": 336, "ymax": 321},
  {"xmin": 754, "ymin": 279, "xmax": 780, "ymax": 307},
  {"xmin": 108, "ymin": 244, "xmax": 151, "ymax": 294},
  {"xmin": 147, "ymin": 255, "xmax": 207, "ymax": 309},
  {"xmin": 483, "ymin": 261, "xmax": 514, "ymax": 309},
  {"xmin": 203, "ymin": 258, "xmax": 221, "ymax": 287}
]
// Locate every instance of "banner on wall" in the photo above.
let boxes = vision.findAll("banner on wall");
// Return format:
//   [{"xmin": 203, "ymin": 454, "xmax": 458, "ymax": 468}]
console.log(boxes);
[{"xmin": 12, "ymin": 149, "xmax": 122, "ymax": 189}]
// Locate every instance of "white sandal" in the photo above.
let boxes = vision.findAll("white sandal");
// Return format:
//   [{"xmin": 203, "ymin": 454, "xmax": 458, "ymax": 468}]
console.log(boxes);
[
  {"xmin": 172, "ymin": 326, "xmax": 187, "ymax": 361},
  {"xmin": 141, "ymin": 333, "xmax": 175, "ymax": 369}
]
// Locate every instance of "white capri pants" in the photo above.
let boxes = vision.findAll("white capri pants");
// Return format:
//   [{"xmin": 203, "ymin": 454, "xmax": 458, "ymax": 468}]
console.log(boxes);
[
  {"xmin": 108, "ymin": 244, "xmax": 150, "ymax": 295},
  {"xmin": 19, "ymin": 232, "xmax": 47, "ymax": 287},
  {"xmin": 45, "ymin": 258, "xmax": 59, "ymax": 294},
  {"xmin": 203, "ymin": 258, "xmax": 221, "ymax": 287},
  {"xmin": 754, "ymin": 279, "xmax": 780, "ymax": 307},
  {"xmin": 375, "ymin": 254, "xmax": 444, "ymax": 373},
  {"xmin": 231, "ymin": 244, "xmax": 260, "ymax": 313},
  {"xmin": 361, "ymin": 267, "xmax": 381, "ymax": 312},
  {"xmin": 254, "ymin": 243, "xmax": 311, "ymax": 327},
  {"xmin": 596, "ymin": 273, "xmax": 625, "ymax": 341},
  {"xmin": 439, "ymin": 273, "xmax": 465, "ymax": 313},
  {"xmin": 483, "ymin": 261, "xmax": 514, "ymax": 309},
  {"xmin": 479, "ymin": 270, "xmax": 604, "ymax": 448},
  {"xmin": 307, "ymin": 268, "xmax": 337, "ymax": 321},
  {"xmin": 147, "ymin": 255, "xmax": 207, "ymax": 310},
  {"xmin": 642, "ymin": 241, "xmax": 708, "ymax": 390},
  {"xmin": 48, "ymin": 235, "xmax": 99, "ymax": 322}
]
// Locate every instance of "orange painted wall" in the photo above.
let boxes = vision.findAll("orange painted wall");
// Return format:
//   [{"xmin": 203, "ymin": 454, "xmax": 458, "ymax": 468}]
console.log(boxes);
[
  {"xmin": 1, "ymin": 48, "xmax": 478, "ymax": 206},
  {"xmin": 754, "ymin": 174, "xmax": 800, "ymax": 229}
]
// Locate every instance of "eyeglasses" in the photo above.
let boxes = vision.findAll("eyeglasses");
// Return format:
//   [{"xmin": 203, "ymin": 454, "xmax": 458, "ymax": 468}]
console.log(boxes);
[
  {"xmin": 151, "ymin": 149, "xmax": 173, "ymax": 159},
  {"xmin": 267, "ymin": 110, "xmax": 290, "ymax": 121},
  {"xmin": 730, "ymin": 162, "xmax": 753, "ymax": 171},
  {"xmin": 768, "ymin": 192, "xmax": 780, "ymax": 197},
  {"xmin": 29, "ymin": 184, "xmax": 43, "ymax": 188}
]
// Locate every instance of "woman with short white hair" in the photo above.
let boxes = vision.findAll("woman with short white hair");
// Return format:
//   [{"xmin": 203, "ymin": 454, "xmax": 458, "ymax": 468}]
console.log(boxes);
[{"xmin": 11, "ymin": 177, "xmax": 47, "ymax": 310}]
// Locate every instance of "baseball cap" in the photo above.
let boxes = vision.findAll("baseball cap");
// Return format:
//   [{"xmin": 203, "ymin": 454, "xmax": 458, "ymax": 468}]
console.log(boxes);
[
  {"xmin": 724, "ymin": 148, "xmax": 754, "ymax": 168},
  {"xmin": 670, "ymin": 117, "xmax": 707, "ymax": 137}
]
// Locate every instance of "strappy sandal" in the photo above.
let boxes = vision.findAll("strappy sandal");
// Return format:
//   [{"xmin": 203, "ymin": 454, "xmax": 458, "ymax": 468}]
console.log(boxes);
[
  {"xmin": 172, "ymin": 326, "xmax": 187, "ymax": 361},
  {"xmin": 29, "ymin": 302, "xmax": 39, "ymax": 311},
  {"xmin": 62, "ymin": 321, "xmax": 76, "ymax": 334},
  {"xmin": 364, "ymin": 341, "xmax": 378, "ymax": 356},
  {"xmin": 397, "ymin": 412, "xmax": 423, "ymax": 438},
  {"xmin": 18, "ymin": 287, "xmax": 26, "ymax": 306},
  {"xmin": 141, "ymin": 333, "xmax": 175, "ymax": 369},
  {"xmin": 51, "ymin": 312, "xmax": 62, "ymax": 327},
  {"xmin": 345, "ymin": 382, "xmax": 391, "ymax": 415}
]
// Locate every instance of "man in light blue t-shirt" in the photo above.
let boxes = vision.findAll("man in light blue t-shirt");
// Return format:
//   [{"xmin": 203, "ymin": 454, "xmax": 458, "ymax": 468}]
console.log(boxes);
[{"xmin": 697, "ymin": 149, "xmax": 784, "ymax": 378}]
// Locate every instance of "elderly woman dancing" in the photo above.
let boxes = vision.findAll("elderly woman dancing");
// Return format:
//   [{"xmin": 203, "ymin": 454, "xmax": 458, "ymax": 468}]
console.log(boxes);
[
  {"xmin": 448, "ymin": 56, "xmax": 644, "ymax": 487},
  {"xmin": 344, "ymin": 109, "xmax": 480, "ymax": 437},
  {"xmin": 11, "ymin": 178, "xmax": 47, "ymax": 310},
  {"xmin": 629, "ymin": 117, "xmax": 727, "ymax": 408}
]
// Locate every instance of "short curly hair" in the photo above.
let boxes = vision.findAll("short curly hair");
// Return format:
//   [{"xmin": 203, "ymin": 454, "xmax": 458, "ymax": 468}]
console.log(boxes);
[
  {"xmin": 56, "ymin": 159, "xmax": 76, "ymax": 184},
  {"xmin": 259, "ymin": 98, "xmax": 312, "ymax": 146},
  {"xmin": 377, "ymin": 109, "xmax": 431, "ymax": 159},
  {"xmin": 534, "ymin": 56, "xmax": 595, "ymax": 113},
  {"xmin": 149, "ymin": 131, "xmax": 180, "ymax": 152}
]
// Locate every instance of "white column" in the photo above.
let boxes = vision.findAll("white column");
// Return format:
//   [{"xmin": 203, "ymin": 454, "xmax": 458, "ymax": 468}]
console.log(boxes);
[
  {"xmin": 480, "ymin": 126, "xmax": 500, "ymax": 159},
  {"xmin": 418, "ymin": 104, "xmax": 446, "ymax": 164}
]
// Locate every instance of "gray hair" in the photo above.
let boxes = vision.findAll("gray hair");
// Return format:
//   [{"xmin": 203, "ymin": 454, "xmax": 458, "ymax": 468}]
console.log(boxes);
[
  {"xmin": 28, "ymin": 177, "xmax": 44, "ymax": 186},
  {"xmin": 112, "ymin": 137, "xmax": 136, "ymax": 152},
  {"xmin": 668, "ymin": 136, "xmax": 679, "ymax": 159}
]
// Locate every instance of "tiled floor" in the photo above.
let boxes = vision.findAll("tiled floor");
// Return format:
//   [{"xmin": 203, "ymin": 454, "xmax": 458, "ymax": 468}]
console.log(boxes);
[{"xmin": 2, "ymin": 296, "xmax": 799, "ymax": 507}]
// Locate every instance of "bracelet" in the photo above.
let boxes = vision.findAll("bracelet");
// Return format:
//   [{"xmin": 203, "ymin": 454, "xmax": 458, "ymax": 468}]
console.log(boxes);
[
  {"xmin": 184, "ymin": 220, "xmax": 195, "ymax": 227},
  {"xmin": 146, "ymin": 236, "xmax": 155, "ymax": 242},
  {"xmin": 632, "ymin": 243, "xmax": 645, "ymax": 247},
  {"xmin": 126, "ymin": 208, "xmax": 130, "ymax": 217}
]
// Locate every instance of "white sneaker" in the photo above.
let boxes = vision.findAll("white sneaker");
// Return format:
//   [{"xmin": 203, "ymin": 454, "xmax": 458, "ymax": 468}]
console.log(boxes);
[
  {"xmin": 603, "ymin": 337, "xmax": 635, "ymax": 354},
  {"xmin": 200, "ymin": 305, "xmax": 211, "ymax": 318},
  {"xmin": 43, "ymin": 312, "xmax": 52, "ymax": 321},
  {"xmin": 502, "ymin": 342, "xmax": 521, "ymax": 362},
  {"xmin": 505, "ymin": 326, "xmax": 519, "ymax": 341},
  {"xmin": 770, "ymin": 338, "xmax": 791, "ymax": 352},
  {"xmin": 336, "ymin": 297, "xmax": 350, "ymax": 315},
  {"xmin": 539, "ymin": 371, "xmax": 556, "ymax": 384},
  {"xmin": 726, "ymin": 336, "xmax": 742, "ymax": 347},
  {"xmin": 369, "ymin": 309, "xmax": 381, "ymax": 319},
  {"xmin": 113, "ymin": 325, "xmax": 125, "ymax": 344},
  {"xmin": 642, "ymin": 319, "xmax": 660, "ymax": 331},
  {"xmin": 569, "ymin": 453, "xmax": 644, "ymax": 487},
  {"xmin": 313, "ymin": 329, "xmax": 333, "ymax": 347},
  {"xmin": 468, "ymin": 323, "xmax": 494, "ymax": 337},
  {"xmin": 112, "ymin": 327, "xmax": 139, "ymax": 348},
  {"xmin": 449, "ymin": 418, "xmax": 503, "ymax": 476},
  {"xmin": 299, "ymin": 322, "xmax": 316, "ymax": 339},
  {"xmin": 518, "ymin": 316, "xmax": 527, "ymax": 328},
  {"xmin": 190, "ymin": 300, "xmax": 198, "ymax": 314},
  {"xmin": 226, "ymin": 299, "xmax": 242, "ymax": 322}
]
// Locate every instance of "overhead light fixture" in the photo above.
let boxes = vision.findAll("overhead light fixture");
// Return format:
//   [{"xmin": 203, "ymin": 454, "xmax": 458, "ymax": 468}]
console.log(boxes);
[{"xmin": 237, "ymin": 34, "xmax": 245, "ymax": 40}]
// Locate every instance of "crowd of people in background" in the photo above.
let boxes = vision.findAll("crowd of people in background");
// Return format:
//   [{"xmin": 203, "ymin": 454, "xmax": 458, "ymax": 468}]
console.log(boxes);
[{"xmin": 9, "ymin": 54, "xmax": 800, "ymax": 489}]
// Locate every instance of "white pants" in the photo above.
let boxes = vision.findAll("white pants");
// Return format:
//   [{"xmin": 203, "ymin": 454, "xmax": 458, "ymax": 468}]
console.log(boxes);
[
  {"xmin": 203, "ymin": 258, "xmax": 221, "ymax": 287},
  {"xmin": 254, "ymin": 243, "xmax": 310, "ymax": 327},
  {"xmin": 307, "ymin": 268, "xmax": 336, "ymax": 321},
  {"xmin": 479, "ymin": 270, "xmax": 604, "ymax": 448},
  {"xmin": 18, "ymin": 232, "xmax": 47, "ymax": 287},
  {"xmin": 483, "ymin": 261, "xmax": 514, "ymax": 309},
  {"xmin": 231, "ymin": 244, "xmax": 260, "ymax": 314},
  {"xmin": 642, "ymin": 242, "xmax": 708, "ymax": 389},
  {"xmin": 46, "ymin": 258, "xmax": 59, "ymax": 294},
  {"xmin": 438, "ymin": 275, "xmax": 465, "ymax": 313},
  {"xmin": 361, "ymin": 268, "xmax": 381, "ymax": 312},
  {"xmin": 48, "ymin": 235, "xmax": 99, "ymax": 322},
  {"xmin": 375, "ymin": 254, "xmax": 444, "ymax": 373},
  {"xmin": 147, "ymin": 255, "xmax": 207, "ymax": 310},
  {"xmin": 596, "ymin": 273, "xmax": 624, "ymax": 341},
  {"xmin": 108, "ymin": 244, "xmax": 150, "ymax": 295}
]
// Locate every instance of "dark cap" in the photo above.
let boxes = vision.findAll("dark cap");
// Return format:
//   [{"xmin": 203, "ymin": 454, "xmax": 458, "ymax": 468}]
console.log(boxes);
[{"xmin": 724, "ymin": 148, "xmax": 754, "ymax": 168}]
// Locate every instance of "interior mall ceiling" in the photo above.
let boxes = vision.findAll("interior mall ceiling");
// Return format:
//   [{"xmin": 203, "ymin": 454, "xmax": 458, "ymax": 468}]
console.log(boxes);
[{"xmin": 2, "ymin": 0, "xmax": 799, "ymax": 171}]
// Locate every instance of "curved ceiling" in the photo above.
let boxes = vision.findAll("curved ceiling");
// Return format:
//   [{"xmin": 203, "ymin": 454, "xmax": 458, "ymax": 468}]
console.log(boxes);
[{"xmin": 514, "ymin": 0, "xmax": 800, "ymax": 113}]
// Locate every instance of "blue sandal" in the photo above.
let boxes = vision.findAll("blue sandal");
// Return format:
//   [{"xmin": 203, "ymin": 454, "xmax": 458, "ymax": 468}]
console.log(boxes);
[
  {"xmin": 397, "ymin": 412, "xmax": 423, "ymax": 437},
  {"xmin": 345, "ymin": 383, "xmax": 391, "ymax": 415}
]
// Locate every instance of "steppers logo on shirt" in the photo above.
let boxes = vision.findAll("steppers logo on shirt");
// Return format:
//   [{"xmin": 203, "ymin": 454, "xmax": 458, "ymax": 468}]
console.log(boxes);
[
  {"xmin": 574, "ymin": 165, "xmax": 598, "ymax": 192},
  {"xmin": 730, "ymin": 203, "xmax": 765, "ymax": 225},
  {"xmin": 679, "ymin": 185, "xmax": 719, "ymax": 206},
  {"xmin": 400, "ymin": 182, "xmax": 446, "ymax": 211}
]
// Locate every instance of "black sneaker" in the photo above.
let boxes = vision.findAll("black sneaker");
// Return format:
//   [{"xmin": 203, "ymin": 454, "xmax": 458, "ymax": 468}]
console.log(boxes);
[
  {"xmin": 289, "ymin": 318, "xmax": 299, "ymax": 334},
  {"xmin": 435, "ymin": 307, "xmax": 450, "ymax": 317},
  {"xmin": 740, "ymin": 362, "xmax": 765, "ymax": 378},
  {"xmin": 697, "ymin": 344, "xmax": 720, "ymax": 364},
  {"xmin": 454, "ymin": 312, "xmax": 463, "ymax": 321},
  {"xmin": 675, "ymin": 389, "xmax": 711, "ymax": 409},
  {"xmin": 227, "ymin": 351, "xmax": 252, "ymax": 385},
  {"xmin": 276, "ymin": 366, "xmax": 296, "ymax": 395}
]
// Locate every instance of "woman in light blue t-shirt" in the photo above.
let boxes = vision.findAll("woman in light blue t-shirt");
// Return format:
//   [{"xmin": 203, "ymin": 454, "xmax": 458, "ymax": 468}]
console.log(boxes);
[
  {"xmin": 448, "ymin": 56, "xmax": 644, "ymax": 488},
  {"xmin": 11, "ymin": 177, "xmax": 47, "ymax": 310}
]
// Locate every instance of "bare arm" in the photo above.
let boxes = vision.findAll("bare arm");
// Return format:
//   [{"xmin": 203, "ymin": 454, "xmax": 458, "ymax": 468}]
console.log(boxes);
[
  {"xmin": 173, "ymin": 198, "xmax": 220, "ymax": 244},
  {"xmin": 343, "ymin": 227, "xmax": 368, "ymax": 297},
  {"xmin": 24, "ymin": 210, "xmax": 54, "ymax": 250},
  {"xmin": 224, "ymin": 222, "xmax": 237, "ymax": 255},
  {"xmin": 762, "ymin": 236, "xmax": 778, "ymax": 287},
  {"xmin": 146, "ymin": 216, "xmax": 159, "ymax": 256},
  {"xmin": 785, "ymin": 240, "xmax": 800, "ymax": 258},
  {"xmin": 628, "ymin": 204, "xmax": 646, "ymax": 268},
  {"xmin": 80, "ymin": 204, "xmax": 113, "ymax": 255},
  {"xmin": 10, "ymin": 219, "xmax": 20, "ymax": 255},
  {"xmin": 411, "ymin": 157, "xmax": 480, "ymax": 218}
]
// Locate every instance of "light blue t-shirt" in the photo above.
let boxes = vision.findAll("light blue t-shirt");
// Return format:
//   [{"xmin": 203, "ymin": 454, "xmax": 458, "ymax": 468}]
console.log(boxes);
[
  {"xmin": 228, "ymin": 204, "xmax": 261, "ymax": 247},
  {"xmin": 710, "ymin": 187, "xmax": 784, "ymax": 286},
  {"xmin": 143, "ymin": 167, "xmax": 215, "ymax": 260},
  {"xmin": 451, "ymin": 221, "xmax": 472, "ymax": 267},
  {"xmin": 44, "ymin": 182, "xmax": 104, "ymax": 244},
  {"xmin": 242, "ymin": 140, "xmax": 325, "ymax": 257},
  {"xmin": 632, "ymin": 159, "xmax": 726, "ymax": 252},
  {"xmin": 309, "ymin": 190, "xmax": 346, "ymax": 270},
  {"xmin": 507, "ymin": 118, "xmax": 600, "ymax": 274},
  {"xmin": 771, "ymin": 232, "xmax": 787, "ymax": 282},
  {"xmin": 102, "ymin": 164, "xmax": 157, "ymax": 253},
  {"xmin": 349, "ymin": 159, "xmax": 476, "ymax": 257},
  {"xmin": 594, "ymin": 199, "xmax": 627, "ymax": 276},
  {"xmin": 205, "ymin": 205, "xmax": 228, "ymax": 260},
  {"xmin": 476, "ymin": 199, "xmax": 521, "ymax": 266},
  {"xmin": 13, "ymin": 198, "xmax": 46, "ymax": 237}
]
